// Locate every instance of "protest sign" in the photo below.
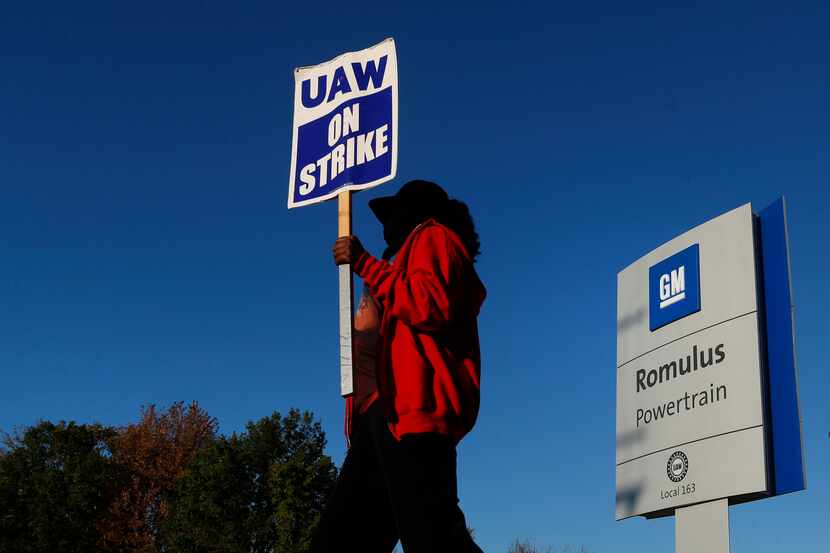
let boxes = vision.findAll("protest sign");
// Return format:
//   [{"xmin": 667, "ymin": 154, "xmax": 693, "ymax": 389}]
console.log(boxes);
[{"xmin": 288, "ymin": 38, "xmax": 398, "ymax": 209}]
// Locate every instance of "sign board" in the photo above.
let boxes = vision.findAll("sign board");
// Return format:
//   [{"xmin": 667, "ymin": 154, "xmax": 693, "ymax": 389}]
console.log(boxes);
[
  {"xmin": 615, "ymin": 201, "xmax": 805, "ymax": 520},
  {"xmin": 288, "ymin": 38, "xmax": 398, "ymax": 209}
]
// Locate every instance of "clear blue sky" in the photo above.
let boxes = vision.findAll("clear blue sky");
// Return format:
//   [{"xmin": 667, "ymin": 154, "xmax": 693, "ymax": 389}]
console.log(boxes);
[{"xmin": 1, "ymin": 3, "xmax": 828, "ymax": 552}]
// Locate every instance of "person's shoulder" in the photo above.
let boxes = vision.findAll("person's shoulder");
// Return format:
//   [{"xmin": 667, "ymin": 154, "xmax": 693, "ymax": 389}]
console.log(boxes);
[
  {"xmin": 412, "ymin": 219, "xmax": 450, "ymax": 244},
  {"xmin": 412, "ymin": 220, "xmax": 469, "ymax": 261}
]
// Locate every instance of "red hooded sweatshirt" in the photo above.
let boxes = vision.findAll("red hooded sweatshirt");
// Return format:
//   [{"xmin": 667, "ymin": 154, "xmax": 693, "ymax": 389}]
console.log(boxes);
[{"xmin": 353, "ymin": 219, "xmax": 486, "ymax": 444}]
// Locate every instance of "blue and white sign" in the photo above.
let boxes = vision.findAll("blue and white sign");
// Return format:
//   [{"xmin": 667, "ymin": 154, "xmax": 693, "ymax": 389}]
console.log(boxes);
[
  {"xmin": 616, "ymin": 202, "xmax": 805, "ymax": 521},
  {"xmin": 288, "ymin": 38, "xmax": 398, "ymax": 209},
  {"xmin": 649, "ymin": 244, "xmax": 701, "ymax": 331}
]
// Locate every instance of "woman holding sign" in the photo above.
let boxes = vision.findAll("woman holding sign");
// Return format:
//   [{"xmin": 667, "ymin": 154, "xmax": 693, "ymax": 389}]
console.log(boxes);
[{"xmin": 313, "ymin": 180, "xmax": 486, "ymax": 553}]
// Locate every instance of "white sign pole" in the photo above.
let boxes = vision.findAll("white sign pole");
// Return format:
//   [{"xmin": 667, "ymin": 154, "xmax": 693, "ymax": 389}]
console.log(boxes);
[
  {"xmin": 338, "ymin": 191, "xmax": 355, "ymax": 397},
  {"xmin": 676, "ymin": 499, "xmax": 729, "ymax": 553}
]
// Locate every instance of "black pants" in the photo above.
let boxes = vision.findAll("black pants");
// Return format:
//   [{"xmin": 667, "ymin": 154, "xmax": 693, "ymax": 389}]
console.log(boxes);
[{"xmin": 310, "ymin": 402, "xmax": 484, "ymax": 553}]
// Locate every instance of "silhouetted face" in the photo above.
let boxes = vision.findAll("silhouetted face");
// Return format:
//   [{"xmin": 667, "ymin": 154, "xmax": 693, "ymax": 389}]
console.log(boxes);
[{"xmin": 381, "ymin": 205, "xmax": 425, "ymax": 260}]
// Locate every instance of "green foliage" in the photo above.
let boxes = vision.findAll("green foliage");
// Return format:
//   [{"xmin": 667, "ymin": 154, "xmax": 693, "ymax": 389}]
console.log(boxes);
[
  {"xmin": 159, "ymin": 435, "xmax": 250, "ymax": 552},
  {"xmin": 270, "ymin": 411, "xmax": 338, "ymax": 553},
  {"xmin": 1, "ymin": 406, "xmax": 336, "ymax": 553},
  {"xmin": 162, "ymin": 409, "xmax": 337, "ymax": 553},
  {"xmin": 0, "ymin": 421, "xmax": 123, "ymax": 553}
]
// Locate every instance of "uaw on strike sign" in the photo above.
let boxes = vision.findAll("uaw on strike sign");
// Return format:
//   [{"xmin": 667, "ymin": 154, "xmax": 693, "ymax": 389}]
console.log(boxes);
[{"xmin": 287, "ymin": 38, "xmax": 398, "ymax": 208}]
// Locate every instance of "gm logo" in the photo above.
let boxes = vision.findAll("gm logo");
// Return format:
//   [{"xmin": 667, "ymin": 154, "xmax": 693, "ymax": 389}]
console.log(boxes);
[
  {"xmin": 659, "ymin": 268, "xmax": 687, "ymax": 308},
  {"xmin": 649, "ymin": 244, "xmax": 701, "ymax": 331}
]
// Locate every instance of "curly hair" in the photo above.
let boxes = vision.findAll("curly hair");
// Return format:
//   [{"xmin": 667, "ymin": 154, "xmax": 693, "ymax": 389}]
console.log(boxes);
[{"xmin": 435, "ymin": 199, "xmax": 481, "ymax": 263}]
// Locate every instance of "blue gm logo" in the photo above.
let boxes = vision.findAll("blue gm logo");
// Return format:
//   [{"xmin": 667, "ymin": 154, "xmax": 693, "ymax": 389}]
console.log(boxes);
[{"xmin": 649, "ymin": 244, "xmax": 701, "ymax": 331}]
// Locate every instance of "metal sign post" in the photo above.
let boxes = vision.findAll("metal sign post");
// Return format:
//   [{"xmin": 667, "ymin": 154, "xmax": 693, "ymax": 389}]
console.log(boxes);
[
  {"xmin": 676, "ymin": 499, "xmax": 729, "ymax": 553},
  {"xmin": 338, "ymin": 191, "xmax": 355, "ymax": 397}
]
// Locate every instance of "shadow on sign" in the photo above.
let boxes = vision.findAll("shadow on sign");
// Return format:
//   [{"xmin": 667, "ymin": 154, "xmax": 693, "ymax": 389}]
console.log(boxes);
[
  {"xmin": 617, "ymin": 307, "xmax": 646, "ymax": 334},
  {"xmin": 616, "ymin": 481, "xmax": 645, "ymax": 518},
  {"xmin": 616, "ymin": 427, "xmax": 647, "ymax": 450},
  {"xmin": 616, "ymin": 428, "xmax": 646, "ymax": 518}
]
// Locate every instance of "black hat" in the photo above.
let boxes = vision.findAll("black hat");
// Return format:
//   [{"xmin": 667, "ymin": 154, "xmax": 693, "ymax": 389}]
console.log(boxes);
[{"xmin": 369, "ymin": 180, "xmax": 449, "ymax": 225}]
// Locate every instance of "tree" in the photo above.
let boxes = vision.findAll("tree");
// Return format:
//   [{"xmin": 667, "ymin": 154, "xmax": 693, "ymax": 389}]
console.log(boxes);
[
  {"xmin": 507, "ymin": 541, "xmax": 593, "ymax": 553},
  {"xmin": 162, "ymin": 409, "xmax": 337, "ymax": 553},
  {"xmin": 0, "ymin": 404, "xmax": 336, "ymax": 552},
  {"xmin": 270, "ymin": 410, "xmax": 338, "ymax": 553},
  {"xmin": 508, "ymin": 540, "xmax": 550, "ymax": 553},
  {"xmin": 98, "ymin": 401, "xmax": 217, "ymax": 553},
  {"xmin": 0, "ymin": 421, "xmax": 122, "ymax": 553}
]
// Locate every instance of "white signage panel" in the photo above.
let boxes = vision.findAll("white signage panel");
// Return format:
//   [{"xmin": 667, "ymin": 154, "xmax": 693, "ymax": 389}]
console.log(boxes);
[
  {"xmin": 616, "ymin": 313, "xmax": 766, "ymax": 465},
  {"xmin": 616, "ymin": 426, "xmax": 767, "ymax": 519},
  {"xmin": 617, "ymin": 205, "xmax": 759, "ymax": 366}
]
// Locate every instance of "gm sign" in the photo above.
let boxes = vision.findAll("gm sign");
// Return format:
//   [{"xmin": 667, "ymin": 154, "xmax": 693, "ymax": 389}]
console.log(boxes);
[{"xmin": 649, "ymin": 244, "xmax": 701, "ymax": 331}]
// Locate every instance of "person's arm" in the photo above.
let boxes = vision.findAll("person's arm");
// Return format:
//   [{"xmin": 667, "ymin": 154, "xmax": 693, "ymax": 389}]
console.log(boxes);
[{"xmin": 353, "ymin": 226, "xmax": 460, "ymax": 332}]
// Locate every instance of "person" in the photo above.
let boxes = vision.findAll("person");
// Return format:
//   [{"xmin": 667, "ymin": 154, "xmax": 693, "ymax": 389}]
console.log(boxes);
[{"xmin": 311, "ymin": 180, "xmax": 486, "ymax": 553}]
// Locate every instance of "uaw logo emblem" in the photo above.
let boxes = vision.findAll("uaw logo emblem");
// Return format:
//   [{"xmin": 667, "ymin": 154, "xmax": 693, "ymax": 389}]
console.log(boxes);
[
  {"xmin": 667, "ymin": 451, "xmax": 689, "ymax": 482},
  {"xmin": 649, "ymin": 244, "xmax": 701, "ymax": 331}
]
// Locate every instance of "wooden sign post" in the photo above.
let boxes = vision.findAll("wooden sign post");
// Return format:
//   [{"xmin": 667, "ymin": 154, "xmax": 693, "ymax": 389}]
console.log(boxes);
[{"xmin": 338, "ymin": 191, "xmax": 355, "ymax": 397}]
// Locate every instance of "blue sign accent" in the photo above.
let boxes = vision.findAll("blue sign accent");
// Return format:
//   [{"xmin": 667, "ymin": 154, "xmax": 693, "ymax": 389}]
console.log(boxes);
[
  {"xmin": 649, "ymin": 244, "xmax": 701, "ymax": 331},
  {"xmin": 758, "ymin": 197, "xmax": 806, "ymax": 496},
  {"xmin": 292, "ymin": 87, "xmax": 393, "ymax": 206}
]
